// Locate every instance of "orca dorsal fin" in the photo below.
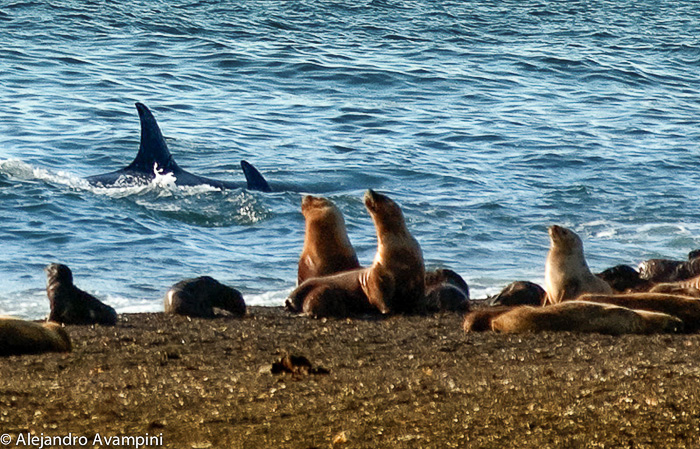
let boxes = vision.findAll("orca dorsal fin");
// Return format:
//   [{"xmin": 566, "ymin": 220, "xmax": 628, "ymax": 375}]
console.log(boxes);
[
  {"xmin": 241, "ymin": 160, "xmax": 272, "ymax": 192},
  {"xmin": 127, "ymin": 102, "xmax": 180, "ymax": 173}
]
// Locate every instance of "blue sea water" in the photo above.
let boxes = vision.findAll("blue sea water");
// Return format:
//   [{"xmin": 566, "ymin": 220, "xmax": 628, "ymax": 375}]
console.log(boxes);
[{"xmin": 1, "ymin": 0, "xmax": 700, "ymax": 319}]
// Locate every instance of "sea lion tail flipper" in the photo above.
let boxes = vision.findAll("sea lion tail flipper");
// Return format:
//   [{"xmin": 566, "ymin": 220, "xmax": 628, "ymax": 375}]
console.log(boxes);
[{"xmin": 241, "ymin": 160, "xmax": 272, "ymax": 192}]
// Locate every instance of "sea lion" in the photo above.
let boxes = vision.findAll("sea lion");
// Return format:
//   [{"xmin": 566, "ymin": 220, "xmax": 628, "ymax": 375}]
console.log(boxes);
[
  {"xmin": 544, "ymin": 225, "xmax": 612, "ymax": 305},
  {"xmin": 487, "ymin": 281, "xmax": 545, "ymax": 306},
  {"xmin": 297, "ymin": 195, "xmax": 360, "ymax": 285},
  {"xmin": 425, "ymin": 268, "xmax": 470, "ymax": 312},
  {"xmin": 491, "ymin": 301, "xmax": 683, "ymax": 335},
  {"xmin": 286, "ymin": 190, "xmax": 426, "ymax": 318},
  {"xmin": 638, "ymin": 250, "xmax": 700, "ymax": 283},
  {"xmin": 0, "ymin": 318, "xmax": 71, "ymax": 356},
  {"xmin": 650, "ymin": 279, "xmax": 700, "ymax": 298},
  {"xmin": 45, "ymin": 263, "xmax": 117, "ymax": 326},
  {"xmin": 595, "ymin": 265, "xmax": 651, "ymax": 293},
  {"xmin": 164, "ymin": 276, "xmax": 246, "ymax": 318},
  {"xmin": 576, "ymin": 292, "xmax": 700, "ymax": 332},
  {"xmin": 462, "ymin": 306, "xmax": 516, "ymax": 332}
]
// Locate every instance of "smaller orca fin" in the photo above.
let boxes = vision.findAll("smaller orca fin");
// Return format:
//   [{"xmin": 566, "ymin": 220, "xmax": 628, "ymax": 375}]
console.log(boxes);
[
  {"xmin": 241, "ymin": 160, "xmax": 272, "ymax": 192},
  {"xmin": 127, "ymin": 102, "xmax": 179, "ymax": 173}
]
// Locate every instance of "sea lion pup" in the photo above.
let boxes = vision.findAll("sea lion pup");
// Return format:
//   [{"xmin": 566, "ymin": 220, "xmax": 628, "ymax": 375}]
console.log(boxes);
[
  {"xmin": 0, "ymin": 318, "xmax": 71, "ymax": 356},
  {"xmin": 425, "ymin": 268, "xmax": 470, "ymax": 312},
  {"xmin": 45, "ymin": 263, "xmax": 117, "ymax": 326},
  {"xmin": 297, "ymin": 195, "xmax": 360, "ymax": 285},
  {"xmin": 487, "ymin": 281, "xmax": 545, "ymax": 306},
  {"xmin": 595, "ymin": 265, "xmax": 651, "ymax": 293},
  {"xmin": 164, "ymin": 276, "xmax": 246, "ymax": 318},
  {"xmin": 491, "ymin": 301, "xmax": 683, "ymax": 335},
  {"xmin": 576, "ymin": 292, "xmax": 700, "ymax": 332},
  {"xmin": 286, "ymin": 189, "xmax": 426, "ymax": 317},
  {"xmin": 462, "ymin": 306, "xmax": 516, "ymax": 332},
  {"xmin": 543, "ymin": 225, "xmax": 612, "ymax": 305}
]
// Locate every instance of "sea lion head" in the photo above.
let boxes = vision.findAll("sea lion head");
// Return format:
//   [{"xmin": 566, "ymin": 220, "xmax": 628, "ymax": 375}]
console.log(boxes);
[
  {"xmin": 364, "ymin": 189, "xmax": 405, "ymax": 234},
  {"xmin": 301, "ymin": 195, "xmax": 347, "ymax": 231},
  {"xmin": 44, "ymin": 263, "xmax": 73, "ymax": 286},
  {"xmin": 301, "ymin": 195, "xmax": 337, "ymax": 217},
  {"xmin": 548, "ymin": 225, "xmax": 583, "ymax": 254}
]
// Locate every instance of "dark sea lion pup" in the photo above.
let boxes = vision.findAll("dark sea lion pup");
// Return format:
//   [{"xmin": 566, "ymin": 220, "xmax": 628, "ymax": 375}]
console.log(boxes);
[
  {"xmin": 287, "ymin": 190, "xmax": 426, "ymax": 318},
  {"xmin": 0, "ymin": 318, "xmax": 72, "ymax": 356},
  {"xmin": 45, "ymin": 263, "xmax": 117, "ymax": 326},
  {"xmin": 297, "ymin": 195, "xmax": 360, "ymax": 285},
  {"xmin": 425, "ymin": 268, "xmax": 470, "ymax": 312},
  {"xmin": 487, "ymin": 281, "xmax": 545, "ymax": 306},
  {"xmin": 165, "ymin": 276, "xmax": 246, "ymax": 318}
]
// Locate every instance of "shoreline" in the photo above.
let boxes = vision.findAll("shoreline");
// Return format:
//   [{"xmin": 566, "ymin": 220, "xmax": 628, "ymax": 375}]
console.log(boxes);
[{"xmin": 2, "ymin": 307, "xmax": 700, "ymax": 448}]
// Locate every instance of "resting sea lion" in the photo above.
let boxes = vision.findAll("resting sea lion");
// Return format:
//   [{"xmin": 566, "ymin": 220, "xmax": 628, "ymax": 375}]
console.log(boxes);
[
  {"xmin": 491, "ymin": 301, "xmax": 683, "ymax": 335},
  {"xmin": 297, "ymin": 195, "xmax": 360, "ymax": 285},
  {"xmin": 462, "ymin": 306, "xmax": 516, "ymax": 332},
  {"xmin": 286, "ymin": 190, "xmax": 426, "ymax": 317},
  {"xmin": 45, "ymin": 263, "xmax": 117, "ymax": 325},
  {"xmin": 0, "ymin": 318, "xmax": 71, "ymax": 356},
  {"xmin": 595, "ymin": 265, "xmax": 651, "ymax": 293},
  {"xmin": 544, "ymin": 225, "xmax": 612, "ymax": 305},
  {"xmin": 575, "ymin": 292, "xmax": 700, "ymax": 332},
  {"xmin": 638, "ymin": 250, "xmax": 700, "ymax": 283},
  {"xmin": 164, "ymin": 276, "xmax": 246, "ymax": 318},
  {"xmin": 425, "ymin": 268, "xmax": 470, "ymax": 312},
  {"xmin": 487, "ymin": 281, "xmax": 545, "ymax": 306}
]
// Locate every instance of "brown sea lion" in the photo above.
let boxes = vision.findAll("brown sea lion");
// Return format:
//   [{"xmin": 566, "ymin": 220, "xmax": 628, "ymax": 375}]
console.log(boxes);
[
  {"xmin": 45, "ymin": 263, "xmax": 117, "ymax": 326},
  {"xmin": 164, "ymin": 276, "xmax": 246, "ymax": 318},
  {"xmin": 487, "ymin": 281, "xmax": 546, "ymax": 306},
  {"xmin": 576, "ymin": 292, "xmax": 700, "ymax": 332},
  {"xmin": 649, "ymin": 280, "xmax": 700, "ymax": 298},
  {"xmin": 638, "ymin": 250, "xmax": 700, "ymax": 283},
  {"xmin": 491, "ymin": 301, "xmax": 683, "ymax": 335},
  {"xmin": 595, "ymin": 265, "xmax": 651, "ymax": 293},
  {"xmin": 544, "ymin": 225, "xmax": 612, "ymax": 305},
  {"xmin": 0, "ymin": 318, "xmax": 71, "ymax": 356},
  {"xmin": 286, "ymin": 190, "xmax": 426, "ymax": 318},
  {"xmin": 462, "ymin": 306, "xmax": 516, "ymax": 332},
  {"xmin": 425, "ymin": 268, "xmax": 469, "ymax": 312},
  {"xmin": 297, "ymin": 195, "xmax": 360, "ymax": 285}
]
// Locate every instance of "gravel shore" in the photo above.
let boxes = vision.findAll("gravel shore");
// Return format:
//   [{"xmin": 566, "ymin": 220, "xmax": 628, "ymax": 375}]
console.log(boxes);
[{"xmin": 2, "ymin": 307, "xmax": 699, "ymax": 449}]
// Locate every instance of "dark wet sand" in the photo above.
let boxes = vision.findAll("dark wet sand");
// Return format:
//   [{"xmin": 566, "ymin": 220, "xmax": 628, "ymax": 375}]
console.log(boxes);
[{"xmin": 1, "ymin": 307, "xmax": 700, "ymax": 449}]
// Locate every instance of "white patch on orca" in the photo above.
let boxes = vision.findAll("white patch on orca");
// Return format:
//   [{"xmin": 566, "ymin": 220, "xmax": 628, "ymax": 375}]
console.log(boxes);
[{"xmin": 152, "ymin": 162, "xmax": 177, "ymax": 188}]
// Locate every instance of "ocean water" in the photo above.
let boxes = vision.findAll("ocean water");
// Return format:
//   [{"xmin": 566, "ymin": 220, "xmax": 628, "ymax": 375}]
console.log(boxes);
[{"xmin": 1, "ymin": 0, "xmax": 700, "ymax": 319}]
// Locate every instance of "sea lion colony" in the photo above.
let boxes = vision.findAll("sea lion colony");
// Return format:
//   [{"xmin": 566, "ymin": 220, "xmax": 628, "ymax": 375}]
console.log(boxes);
[{"xmin": 4, "ymin": 190, "xmax": 700, "ymax": 356}]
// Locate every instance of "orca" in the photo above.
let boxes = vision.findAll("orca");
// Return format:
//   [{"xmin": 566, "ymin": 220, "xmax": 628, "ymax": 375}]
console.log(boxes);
[{"xmin": 85, "ymin": 102, "xmax": 272, "ymax": 192}]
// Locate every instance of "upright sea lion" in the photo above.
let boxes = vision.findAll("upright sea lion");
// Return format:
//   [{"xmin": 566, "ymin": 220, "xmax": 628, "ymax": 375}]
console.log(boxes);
[
  {"xmin": 297, "ymin": 195, "xmax": 360, "ymax": 285},
  {"xmin": 487, "ymin": 281, "xmax": 546, "ymax": 306},
  {"xmin": 0, "ymin": 318, "xmax": 71, "ymax": 356},
  {"xmin": 425, "ymin": 268, "xmax": 470, "ymax": 312},
  {"xmin": 544, "ymin": 225, "xmax": 612, "ymax": 305},
  {"xmin": 45, "ymin": 263, "xmax": 117, "ymax": 326},
  {"xmin": 576, "ymin": 292, "xmax": 700, "ymax": 332},
  {"xmin": 164, "ymin": 276, "xmax": 246, "ymax": 318},
  {"xmin": 491, "ymin": 301, "xmax": 683, "ymax": 335},
  {"xmin": 286, "ymin": 190, "xmax": 426, "ymax": 317}
]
